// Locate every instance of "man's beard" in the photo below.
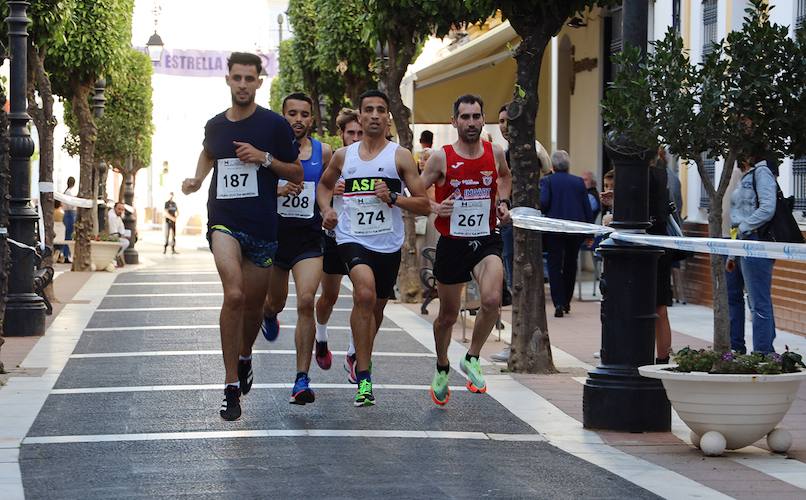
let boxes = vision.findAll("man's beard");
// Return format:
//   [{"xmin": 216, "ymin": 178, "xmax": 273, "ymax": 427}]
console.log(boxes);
[
  {"xmin": 459, "ymin": 128, "xmax": 480, "ymax": 143},
  {"xmin": 231, "ymin": 92, "xmax": 255, "ymax": 107}
]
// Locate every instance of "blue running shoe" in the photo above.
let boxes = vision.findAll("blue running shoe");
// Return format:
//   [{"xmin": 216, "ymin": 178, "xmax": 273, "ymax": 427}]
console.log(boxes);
[
  {"xmin": 290, "ymin": 374, "xmax": 315, "ymax": 405},
  {"xmin": 260, "ymin": 314, "xmax": 280, "ymax": 342}
]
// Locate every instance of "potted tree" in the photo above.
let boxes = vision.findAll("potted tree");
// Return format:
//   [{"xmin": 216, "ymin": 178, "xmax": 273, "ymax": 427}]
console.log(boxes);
[{"xmin": 604, "ymin": 0, "xmax": 806, "ymax": 456}]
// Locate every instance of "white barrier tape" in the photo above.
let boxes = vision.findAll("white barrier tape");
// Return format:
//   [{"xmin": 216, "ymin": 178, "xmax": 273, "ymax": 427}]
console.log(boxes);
[
  {"xmin": 510, "ymin": 207, "xmax": 806, "ymax": 262},
  {"xmin": 510, "ymin": 207, "xmax": 612, "ymax": 235},
  {"xmin": 611, "ymin": 232, "xmax": 806, "ymax": 261},
  {"xmin": 38, "ymin": 182, "xmax": 54, "ymax": 193},
  {"xmin": 8, "ymin": 238, "xmax": 38, "ymax": 252},
  {"xmin": 53, "ymin": 191, "xmax": 105, "ymax": 209}
]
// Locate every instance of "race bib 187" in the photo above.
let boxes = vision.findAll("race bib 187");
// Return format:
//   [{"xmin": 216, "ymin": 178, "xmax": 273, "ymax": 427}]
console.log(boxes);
[
  {"xmin": 216, "ymin": 158, "xmax": 259, "ymax": 200},
  {"xmin": 450, "ymin": 199, "xmax": 491, "ymax": 237},
  {"xmin": 349, "ymin": 196, "xmax": 392, "ymax": 235},
  {"xmin": 277, "ymin": 180, "xmax": 315, "ymax": 218}
]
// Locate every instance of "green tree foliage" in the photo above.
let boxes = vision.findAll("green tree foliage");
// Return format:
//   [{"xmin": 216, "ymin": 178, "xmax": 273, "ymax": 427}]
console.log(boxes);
[
  {"xmin": 286, "ymin": 0, "xmax": 346, "ymax": 133},
  {"xmin": 96, "ymin": 48, "xmax": 154, "ymax": 172},
  {"xmin": 601, "ymin": 0, "xmax": 806, "ymax": 350},
  {"xmin": 315, "ymin": 0, "xmax": 377, "ymax": 106},
  {"xmin": 269, "ymin": 40, "xmax": 304, "ymax": 112},
  {"xmin": 46, "ymin": 0, "xmax": 135, "ymax": 272}
]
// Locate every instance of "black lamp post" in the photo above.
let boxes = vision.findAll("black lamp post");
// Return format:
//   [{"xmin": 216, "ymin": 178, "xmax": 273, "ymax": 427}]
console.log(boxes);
[
  {"xmin": 375, "ymin": 41, "xmax": 389, "ymax": 92},
  {"xmin": 582, "ymin": 0, "xmax": 671, "ymax": 432},
  {"xmin": 92, "ymin": 79, "xmax": 107, "ymax": 233},
  {"xmin": 122, "ymin": 157, "xmax": 139, "ymax": 264},
  {"xmin": 3, "ymin": 1, "xmax": 46, "ymax": 337}
]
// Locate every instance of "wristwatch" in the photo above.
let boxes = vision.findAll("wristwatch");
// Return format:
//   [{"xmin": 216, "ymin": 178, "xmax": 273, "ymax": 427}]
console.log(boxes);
[
  {"xmin": 389, "ymin": 192, "xmax": 398, "ymax": 206},
  {"xmin": 262, "ymin": 151, "xmax": 274, "ymax": 168}
]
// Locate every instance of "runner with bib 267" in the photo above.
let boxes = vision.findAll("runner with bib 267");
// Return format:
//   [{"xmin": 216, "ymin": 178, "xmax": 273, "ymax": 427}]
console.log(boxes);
[{"xmin": 420, "ymin": 94, "xmax": 512, "ymax": 406}]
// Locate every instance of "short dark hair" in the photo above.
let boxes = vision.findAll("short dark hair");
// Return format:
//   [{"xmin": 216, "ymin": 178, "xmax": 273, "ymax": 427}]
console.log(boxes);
[
  {"xmin": 419, "ymin": 130, "xmax": 433, "ymax": 146},
  {"xmin": 336, "ymin": 108, "xmax": 360, "ymax": 131},
  {"xmin": 282, "ymin": 92, "xmax": 313, "ymax": 113},
  {"xmin": 227, "ymin": 52, "xmax": 262, "ymax": 74},
  {"xmin": 453, "ymin": 94, "xmax": 484, "ymax": 117},
  {"xmin": 499, "ymin": 104, "xmax": 508, "ymax": 114},
  {"xmin": 358, "ymin": 89, "xmax": 389, "ymax": 111}
]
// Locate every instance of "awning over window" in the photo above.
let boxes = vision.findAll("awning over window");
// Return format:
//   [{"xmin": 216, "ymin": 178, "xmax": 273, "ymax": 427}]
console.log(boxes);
[{"xmin": 405, "ymin": 20, "xmax": 552, "ymax": 146}]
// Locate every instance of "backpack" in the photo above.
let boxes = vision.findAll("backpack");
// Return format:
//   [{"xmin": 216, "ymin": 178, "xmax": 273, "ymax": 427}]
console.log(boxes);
[{"xmin": 751, "ymin": 169, "xmax": 805, "ymax": 244}]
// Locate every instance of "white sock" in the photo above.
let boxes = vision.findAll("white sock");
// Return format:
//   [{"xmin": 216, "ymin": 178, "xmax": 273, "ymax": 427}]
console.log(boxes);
[
  {"xmin": 346, "ymin": 336, "xmax": 355, "ymax": 357},
  {"xmin": 315, "ymin": 322, "xmax": 328, "ymax": 342},
  {"xmin": 238, "ymin": 355, "xmax": 252, "ymax": 361},
  {"xmin": 225, "ymin": 381, "xmax": 240, "ymax": 389}
]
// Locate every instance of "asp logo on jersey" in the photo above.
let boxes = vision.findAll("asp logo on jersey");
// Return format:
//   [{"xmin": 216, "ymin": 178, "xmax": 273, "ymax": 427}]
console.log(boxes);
[{"xmin": 344, "ymin": 177, "xmax": 403, "ymax": 194}]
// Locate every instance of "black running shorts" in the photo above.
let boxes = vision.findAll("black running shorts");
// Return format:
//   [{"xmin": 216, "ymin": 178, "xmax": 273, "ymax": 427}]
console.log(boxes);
[
  {"xmin": 434, "ymin": 233, "xmax": 503, "ymax": 285},
  {"xmin": 322, "ymin": 231, "xmax": 348, "ymax": 275},
  {"xmin": 337, "ymin": 242, "xmax": 400, "ymax": 299},
  {"xmin": 274, "ymin": 225, "xmax": 323, "ymax": 271}
]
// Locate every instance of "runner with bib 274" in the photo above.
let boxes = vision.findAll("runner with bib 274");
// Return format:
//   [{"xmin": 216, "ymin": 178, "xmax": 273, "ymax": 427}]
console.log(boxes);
[{"xmin": 317, "ymin": 89, "xmax": 431, "ymax": 407}]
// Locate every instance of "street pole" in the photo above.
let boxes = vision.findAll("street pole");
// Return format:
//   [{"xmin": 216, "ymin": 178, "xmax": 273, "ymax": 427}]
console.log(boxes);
[
  {"xmin": 93, "ymin": 79, "xmax": 107, "ymax": 233},
  {"xmin": 3, "ymin": 1, "xmax": 46, "ymax": 337},
  {"xmin": 122, "ymin": 156, "xmax": 139, "ymax": 264},
  {"xmin": 277, "ymin": 14, "xmax": 284, "ymax": 46},
  {"xmin": 582, "ymin": 0, "xmax": 671, "ymax": 432}
]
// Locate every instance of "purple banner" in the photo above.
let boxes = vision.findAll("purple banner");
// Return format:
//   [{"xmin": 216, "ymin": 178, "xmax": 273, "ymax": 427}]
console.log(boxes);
[{"xmin": 149, "ymin": 49, "xmax": 278, "ymax": 78}]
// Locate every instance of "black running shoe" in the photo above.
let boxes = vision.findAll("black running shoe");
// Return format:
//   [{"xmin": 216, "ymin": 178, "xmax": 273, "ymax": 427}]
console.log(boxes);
[
  {"xmin": 220, "ymin": 385, "xmax": 242, "ymax": 421},
  {"xmin": 238, "ymin": 359, "xmax": 254, "ymax": 395}
]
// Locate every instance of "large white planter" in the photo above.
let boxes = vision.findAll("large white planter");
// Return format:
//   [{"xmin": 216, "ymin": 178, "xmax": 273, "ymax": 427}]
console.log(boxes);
[
  {"xmin": 639, "ymin": 364, "xmax": 806, "ymax": 455},
  {"xmin": 90, "ymin": 240, "xmax": 120, "ymax": 271}
]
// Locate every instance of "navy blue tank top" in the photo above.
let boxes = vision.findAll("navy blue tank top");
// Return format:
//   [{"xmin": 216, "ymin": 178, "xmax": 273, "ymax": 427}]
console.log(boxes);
[{"xmin": 278, "ymin": 137, "xmax": 324, "ymax": 229}]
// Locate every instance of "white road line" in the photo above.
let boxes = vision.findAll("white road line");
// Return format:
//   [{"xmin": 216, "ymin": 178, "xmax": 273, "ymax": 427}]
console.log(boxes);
[
  {"xmin": 22, "ymin": 429, "xmax": 543, "ymax": 446},
  {"xmin": 105, "ymin": 293, "xmax": 353, "ymax": 298},
  {"xmin": 111, "ymin": 281, "xmax": 223, "ymax": 286},
  {"xmin": 119, "ymin": 271, "xmax": 218, "ymax": 276},
  {"xmin": 50, "ymin": 383, "xmax": 465, "ymax": 395},
  {"xmin": 69, "ymin": 350, "xmax": 434, "ymax": 359},
  {"xmin": 383, "ymin": 303, "xmax": 733, "ymax": 500},
  {"xmin": 94, "ymin": 307, "xmax": 353, "ymax": 313},
  {"xmin": 82, "ymin": 325, "xmax": 401, "ymax": 332}
]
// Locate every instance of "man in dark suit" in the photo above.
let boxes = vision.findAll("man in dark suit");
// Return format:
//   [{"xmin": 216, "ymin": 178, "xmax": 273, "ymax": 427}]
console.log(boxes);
[{"xmin": 539, "ymin": 150, "xmax": 593, "ymax": 317}]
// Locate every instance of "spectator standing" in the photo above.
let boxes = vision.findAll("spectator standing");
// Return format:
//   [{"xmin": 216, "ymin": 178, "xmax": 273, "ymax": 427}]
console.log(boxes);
[
  {"xmin": 727, "ymin": 156, "xmax": 778, "ymax": 354},
  {"xmin": 539, "ymin": 150, "xmax": 592, "ymax": 317},
  {"xmin": 581, "ymin": 171, "xmax": 600, "ymax": 222},
  {"xmin": 61, "ymin": 176, "xmax": 77, "ymax": 263},
  {"xmin": 164, "ymin": 192, "xmax": 179, "ymax": 254}
]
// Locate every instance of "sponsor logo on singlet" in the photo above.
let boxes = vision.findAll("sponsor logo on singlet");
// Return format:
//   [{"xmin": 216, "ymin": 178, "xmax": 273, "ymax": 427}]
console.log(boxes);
[
  {"xmin": 464, "ymin": 187, "xmax": 492, "ymax": 200},
  {"xmin": 344, "ymin": 177, "xmax": 403, "ymax": 194}
]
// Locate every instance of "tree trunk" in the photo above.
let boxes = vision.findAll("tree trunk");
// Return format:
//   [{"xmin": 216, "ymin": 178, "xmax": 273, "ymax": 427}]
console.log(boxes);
[
  {"xmin": 696, "ymin": 152, "xmax": 736, "ymax": 352},
  {"xmin": 71, "ymin": 79, "xmax": 98, "ymax": 272},
  {"xmin": 0, "ymin": 92, "xmax": 10, "ymax": 372},
  {"xmin": 506, "ymin": 21, "xmax": 556, "ymax": 374},
  {"xmin": 27, "ymin": 42, "xmax": 57, "ymax": 302},
  {"xmin": 385, "ymin": 35, "xmax": 420, "ymax": 303}
]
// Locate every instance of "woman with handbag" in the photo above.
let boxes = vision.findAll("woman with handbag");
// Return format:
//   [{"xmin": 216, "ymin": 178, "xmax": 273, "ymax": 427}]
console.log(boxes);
[{"xmin": 727, "ymin": 155, "xmax": 777, "ymax": 354}]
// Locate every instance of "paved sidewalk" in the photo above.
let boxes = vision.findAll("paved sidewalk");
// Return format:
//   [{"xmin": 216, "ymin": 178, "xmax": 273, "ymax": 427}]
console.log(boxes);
[
  {"xmin": 405, "ymin": 283, "xmax": 806, "ymax": 499},
  {"xmin": 2, "ymin": 240, "xmax": 805, "ymax": 498}
]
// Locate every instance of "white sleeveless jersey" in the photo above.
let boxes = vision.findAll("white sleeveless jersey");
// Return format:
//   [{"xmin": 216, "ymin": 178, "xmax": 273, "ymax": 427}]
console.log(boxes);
[{"xmin": 335, "ymin": 141, "xmax": 405, "ymax": 253}]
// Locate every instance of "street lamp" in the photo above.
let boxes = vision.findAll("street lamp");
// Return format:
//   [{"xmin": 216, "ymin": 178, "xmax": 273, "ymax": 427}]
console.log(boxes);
[
  {"xmin": 92, "ymin": 79, "xmax": 107, "ymax": 233},
  {"xmin": 375, "ymin": 40, "xmax": 389, "ymax": 92},
  {"xmin": 4, "ymin": 0, "xmax": 46, "ymax": 337},
  {"xmin": 277, "ymin": 13, "xmax": 284, "ymax": 46},
  {"xmin": 146, "ymin": 31, "xmax": 164, "ymax": 63},
  {"xmin": 582, "ymin": 0, "xmax": 671, "ymax": 432}
]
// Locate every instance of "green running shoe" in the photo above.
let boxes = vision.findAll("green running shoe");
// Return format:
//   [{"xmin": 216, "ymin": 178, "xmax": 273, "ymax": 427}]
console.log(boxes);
[
  {"xmin": 430, "ymin": 370, "xmax": 451, "ymax": 406},
  {"xmin": 460, "ymin": 356, "xmax": 487, "ymax": 393},
  {"xmin": 354, "ymin": 379, "xmax": 375, "ymax": 407}
]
